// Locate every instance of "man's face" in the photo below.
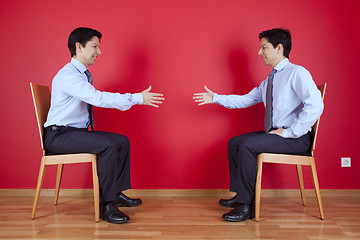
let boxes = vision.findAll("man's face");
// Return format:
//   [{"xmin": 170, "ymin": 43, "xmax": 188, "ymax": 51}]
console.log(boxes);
[
  {"xmin": 76, "ymin": 36, "xmax": 101, "ymax": 68},
  {"xmin": 258, "ymin": 37, "xmax": 282, "ymax": 68}
]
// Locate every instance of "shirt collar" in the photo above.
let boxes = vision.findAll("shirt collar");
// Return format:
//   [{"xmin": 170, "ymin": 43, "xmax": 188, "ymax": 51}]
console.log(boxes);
[
  {"xmin": 70, "ymin": 58, "xmax": 88, "ymax": 73},
  {"xmin": 274, "ymin": 58, "xmax": 289, "ymax": 72}
]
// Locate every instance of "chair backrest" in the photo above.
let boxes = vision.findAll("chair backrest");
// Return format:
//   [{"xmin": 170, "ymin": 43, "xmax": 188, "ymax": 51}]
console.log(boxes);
[
  {"xmin": 310, "ymin": 83, "xmax": 327, "ymax": 153},
  {"xmin": 30, "ymin": 82, "xmax": 51, "ymax": 151}
]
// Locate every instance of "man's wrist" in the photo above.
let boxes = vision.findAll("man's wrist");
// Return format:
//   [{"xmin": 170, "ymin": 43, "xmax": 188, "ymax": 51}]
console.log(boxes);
[
  {"xmin": 212, "ymin": 93, "xmax": 219, "ymax": 103},
  {"xmin": 132, "ymin": 93, "xmax": 143, "ymax": 105}
]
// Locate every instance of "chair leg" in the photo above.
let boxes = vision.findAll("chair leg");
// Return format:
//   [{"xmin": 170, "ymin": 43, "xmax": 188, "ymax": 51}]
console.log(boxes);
[
  {"xmin": 31, "ymin": 158, "xmax": 46, "ymax": 220},
  {"xmin": 91, "ymin": 156, "xmax": 100, "ymax": 222},
  {"xmin": 54, "ymin": 164, "xmax": 64, "ymax": 206},
  {"xmin": 255, "ymin": 156, "xmax": 264, "ymax": 222},
  {"xmin": 310, "ymin": 158, "xmax": 325, "ymax": 220},
  {"xmin": 296, "ymin": 164, "xmax": 306, "ymax": 206}
]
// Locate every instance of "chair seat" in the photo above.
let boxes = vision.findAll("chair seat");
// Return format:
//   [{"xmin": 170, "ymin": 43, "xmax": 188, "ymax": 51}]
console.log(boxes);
[
  {"xmin": 44, "ymin": 153, "xmax": 96, "ymax": 165},
  {"xmin": 259, "ymin": 153, "xmax": 313, "ymax": 165}
]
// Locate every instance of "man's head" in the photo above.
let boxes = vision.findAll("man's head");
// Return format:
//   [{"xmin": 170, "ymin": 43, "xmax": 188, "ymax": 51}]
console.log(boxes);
[
  {"xmin": 68, "ymin": 27, "xmax": 102, "ymax": 67},
  {"xmin": 258, "ymin": 28, "xmax": 291, "ymax": 68},
  {"xmin": 259, "ymin": 28, "xmax": 292, "ymax": 57}
]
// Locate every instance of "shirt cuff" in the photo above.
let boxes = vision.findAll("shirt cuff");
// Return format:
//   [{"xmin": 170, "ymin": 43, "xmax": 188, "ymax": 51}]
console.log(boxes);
[
  {"xmin": 132, "ymin": 93, "xmax": 143, "ymax": 105},
  {"xmin": 212, "ymin": 93, "xmax": 219, "ymax": 103},
  {"xmin": 282, "ymin": 129, "xmax": 290, "ymax": 138},
  {"xmin": 282, "ymin": 128, "xmax": 298, "ymax": 138}
]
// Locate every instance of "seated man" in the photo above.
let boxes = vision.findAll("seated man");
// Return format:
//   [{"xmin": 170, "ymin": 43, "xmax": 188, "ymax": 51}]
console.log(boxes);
[
  {"xmin": 44, "ymin": 27, "xmax": 165, "ymax": 224},
  {"xmin": 193, "ymin": 28, "xmax": 324, "ymax": 222}
]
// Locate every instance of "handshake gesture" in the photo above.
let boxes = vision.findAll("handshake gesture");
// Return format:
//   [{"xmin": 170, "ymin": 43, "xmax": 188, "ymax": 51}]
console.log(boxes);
[{"xmin": 141, "ymin": 85, "xmax": 215, "ymax": 108}]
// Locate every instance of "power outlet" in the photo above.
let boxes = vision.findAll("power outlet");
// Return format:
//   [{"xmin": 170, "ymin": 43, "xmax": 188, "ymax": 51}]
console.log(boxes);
[{"xmin": 341, "ymin": 157, "xmax": 351, "ymax": 167}]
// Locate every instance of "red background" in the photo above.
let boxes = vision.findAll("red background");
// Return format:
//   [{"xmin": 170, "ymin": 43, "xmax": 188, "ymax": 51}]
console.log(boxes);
[{"xmin": 0, "ymin": 0, "xmax": 359, "ymax": 190}]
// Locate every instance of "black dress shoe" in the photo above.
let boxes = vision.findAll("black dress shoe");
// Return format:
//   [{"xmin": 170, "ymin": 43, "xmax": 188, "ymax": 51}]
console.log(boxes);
[
  {"xmin": 114, "ymin": 192, "xmax": 142, "ymax": 207},
  {"xmin": 102, "ymin": 202, "xmax": 130, "ymax": 224},
  {"xmin": 222, "ymin": 203, "xmax": 253, "ymax": 222},
  {"xmin": 219, "ymin": 195, "xmax": 240, "ymax": 208}
]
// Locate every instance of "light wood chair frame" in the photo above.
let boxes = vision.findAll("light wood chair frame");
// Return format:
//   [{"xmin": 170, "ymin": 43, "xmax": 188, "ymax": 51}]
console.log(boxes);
[
  {"xmin": 255, "ymin": 83, "xmax": 327, "ymax": 221},
  {"xmin": 30, "ymin": 82, "xmax": 100, "ymax": 222}
]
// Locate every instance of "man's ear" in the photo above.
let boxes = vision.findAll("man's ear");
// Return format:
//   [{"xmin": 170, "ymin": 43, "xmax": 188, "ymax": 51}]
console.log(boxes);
[
  {"xmin": 75, "ymin": 42, "xmax": 83, "ymax": 55},
  {"xmin": 277, "ymin": 43, "xmax": 284, "ymax": 55}
]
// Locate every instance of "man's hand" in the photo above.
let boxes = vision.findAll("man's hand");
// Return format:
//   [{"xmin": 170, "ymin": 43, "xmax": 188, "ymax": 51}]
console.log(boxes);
[
  {"xmin": 141, "ymin": 86, "xmax": 164, "ymax": 108},
  {"xmin": 193, "ymin": 86, "xmax": 214, "ymax": 106},
  {"xmin": 268, "ymin": 128, "xmax": 284, "ymax": 137}
]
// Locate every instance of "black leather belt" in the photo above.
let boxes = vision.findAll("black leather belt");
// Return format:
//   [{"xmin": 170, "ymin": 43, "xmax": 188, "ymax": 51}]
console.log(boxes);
[
  {"xmin": 45, "ymin": 125, "xmax": 63, "ymax": 132},
  {"xmin": 45, "ymin": 125, "xmax": 86, "ymax": 132}
]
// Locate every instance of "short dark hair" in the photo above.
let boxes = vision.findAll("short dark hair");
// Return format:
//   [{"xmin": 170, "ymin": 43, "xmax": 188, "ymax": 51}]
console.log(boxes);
[
  {"xmin": 259, "ymin": 28, "xmax": 292, "ymax": 58},
  {"xmin": 68, "ymin": 27, "xmax": 102, "ymax": 57}
]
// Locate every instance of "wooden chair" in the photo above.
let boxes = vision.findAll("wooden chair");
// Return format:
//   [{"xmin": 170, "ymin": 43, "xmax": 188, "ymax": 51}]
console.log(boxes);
[
  {"xmin": 255, "ymin": 83, "xmax": 327, "ymax": 221},
  {"xmin": 30, "ymin": 82, "xmax": 100, "ymax": 222}
]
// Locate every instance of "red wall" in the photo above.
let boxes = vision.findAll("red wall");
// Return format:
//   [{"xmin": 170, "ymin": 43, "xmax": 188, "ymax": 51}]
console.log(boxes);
[{"xmin": 1, "ymin": 0, "xmax": 359, "ymax": 189}]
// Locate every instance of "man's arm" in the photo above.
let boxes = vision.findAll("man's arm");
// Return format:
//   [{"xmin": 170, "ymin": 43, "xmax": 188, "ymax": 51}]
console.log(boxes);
[
  {"xmin": 193, "ymin": 85, "xmax": 263, "ymax": 108},
  {"xmin": 282, "ymin": 69, "xmax": 324, "ymax": 138},
  {"xmin": 58, "ymin": 72, "xmax": 164, "ymax": 110}
]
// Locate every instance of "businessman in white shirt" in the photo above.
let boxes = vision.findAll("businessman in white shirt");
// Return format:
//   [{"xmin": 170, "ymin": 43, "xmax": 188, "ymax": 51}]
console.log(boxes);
[
  {"xmin": 44, "ymin": 27, "xmax": 165, "ymax": 224},
  {"xmin": 193, "ymin": 28, "xmax": 324, "ymax": 222}
]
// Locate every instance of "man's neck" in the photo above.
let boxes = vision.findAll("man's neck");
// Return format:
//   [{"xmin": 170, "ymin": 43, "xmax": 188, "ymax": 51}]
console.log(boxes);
[
  {"xmin": 73, "ymin": 56, "xmax": 88, "ymax": 68},
  {"xmin": 272, "ymin": 56, "xmax": 286, "ymax": 69}
]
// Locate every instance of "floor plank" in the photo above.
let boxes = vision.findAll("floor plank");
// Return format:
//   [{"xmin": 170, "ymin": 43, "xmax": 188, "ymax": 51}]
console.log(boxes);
[{"xmin": 0, "ymin": 195, "xmax": 359, "ymax": 239}]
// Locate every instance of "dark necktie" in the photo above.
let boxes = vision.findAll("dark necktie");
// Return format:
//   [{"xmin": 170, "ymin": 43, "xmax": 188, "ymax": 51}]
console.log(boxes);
[
  {"xmin": 264, "ymin": 69, "xmax": 277, "ymax": 132},
  {"xmin": 84, "ymin": 70, "xmax": 94, "ymax": 131}
]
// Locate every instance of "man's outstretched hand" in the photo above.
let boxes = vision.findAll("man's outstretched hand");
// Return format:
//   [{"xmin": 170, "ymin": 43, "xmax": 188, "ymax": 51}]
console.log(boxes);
[
  {"xmin": 193, "ymin": 86, "xmax": 214, "ymax": 106},
  {"xmin": 141, "ymin": 86, "xmax": 165, "ymax": 108}
]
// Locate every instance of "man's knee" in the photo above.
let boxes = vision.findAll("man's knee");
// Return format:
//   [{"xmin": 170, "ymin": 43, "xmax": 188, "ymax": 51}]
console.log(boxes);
[
  {"xmin": 228, "ymin": 135, "xmax": 252, "ymax": 150},
  {"xmin": 115, "ymin": 134, "xmax": 130, "ymax": 149},
  {"xmin": 228, "ymin": 136, "xmax": 241, "ymax": 149},
  {"xmin": 121, "ymin": 135, "xmax": 130, "ymax": 145}
]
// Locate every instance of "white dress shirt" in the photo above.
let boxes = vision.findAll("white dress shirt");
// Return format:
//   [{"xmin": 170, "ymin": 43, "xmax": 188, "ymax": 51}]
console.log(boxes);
[
  {"xmin": 44, "ymin": 58, "xmax": 143, "ymax": 128},
  {"xmin": 213, "ymin": 58, "xmax": 324, "ymax": 138}
]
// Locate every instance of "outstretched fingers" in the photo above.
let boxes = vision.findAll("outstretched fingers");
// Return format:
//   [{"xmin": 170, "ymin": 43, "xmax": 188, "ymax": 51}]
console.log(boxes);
[
  {"xmin": 142, "ymin": 89, "xmax": 165, "ymax": 108},
  {"xmin": 192, "ymin": 86, "xmax": 214, "ymax": 106}
]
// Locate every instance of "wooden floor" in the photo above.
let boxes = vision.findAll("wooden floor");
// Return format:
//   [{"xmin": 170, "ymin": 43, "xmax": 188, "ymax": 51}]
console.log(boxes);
[{"xmin": 0, "ymin": 194, "xmax": 360, "ymax": 240}]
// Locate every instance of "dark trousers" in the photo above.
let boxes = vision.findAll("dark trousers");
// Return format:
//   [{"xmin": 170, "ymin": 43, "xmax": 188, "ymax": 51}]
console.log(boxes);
[
  {"xmin": 44, "ymin": 128, "xmax": 131, "ymax": 203},
  {"xmin": 227, "ymin": 131, "xmax": 311, "ymax": 205}
]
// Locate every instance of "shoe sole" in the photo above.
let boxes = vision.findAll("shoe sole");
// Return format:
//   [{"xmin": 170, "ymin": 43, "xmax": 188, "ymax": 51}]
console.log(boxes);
[
  {"xmin": 103, "ymin": 216, "xmax": 130, "ymax": 224},
  {"xmin": 115, "ymin": 202, "xmax": 142, "ymax": 207},
  {"xmin": 222, "ymin": 217, "xmax": 248, "ymax": 222},
  {"xmin": 222, "ymin": 215, "xmax": 253, "ymax": 222}
]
